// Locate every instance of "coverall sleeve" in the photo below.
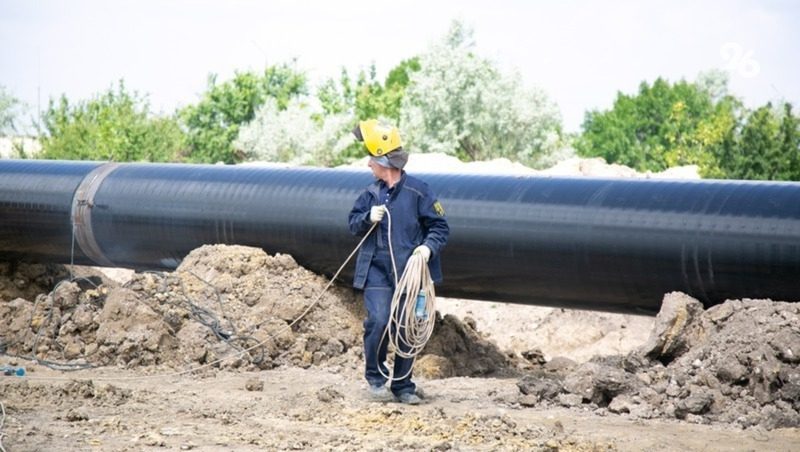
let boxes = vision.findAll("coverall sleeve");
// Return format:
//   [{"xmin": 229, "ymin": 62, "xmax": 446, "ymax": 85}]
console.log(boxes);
[
  {"xmin": 348, "ymin": 190, "xmax": 374, "ymax": 236},
  {"xmin": 418, "ymin": 187, "xmax": 449, "ymax": 258}
]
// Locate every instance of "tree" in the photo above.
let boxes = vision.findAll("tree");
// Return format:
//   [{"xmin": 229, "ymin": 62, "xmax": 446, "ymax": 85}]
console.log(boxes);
[
  {"xmin": 40, "ymin": 81, "xmax": 185, "ymax": 162},
  {"xmin": 317, "ymin": 68, "xmax": 355, "ymax": 116},
  {"xmin": 351, "ymin": 59, "xmax": 421, "ymax": 122},
  {"xmin": 381, "ymin": 58, "xmax": 421, "ymax": 121},
  {"xmin": 577, "ymin": 73, "xmax": 740, "ymax": 176},
  {"xmin": 181, "ymin": 64, "xmax": 307, "ymax": 164},
  {"xmin": 724, "ymin": 102, "xmax": 800, "ymax": 181},
  {"xmin": 352, "ymin": 64, "xmax": 387, "ymax": 122},
  {"xmin": 779, "ymin": 103, "xmax": 800, "ymax": 180},
  {"xmin": 0, "ymin": 85, "xmax": 21, "ymax": 136},
  {"xmin": 736, "ymin": 104, "xmax": 778, "ymax": 180},
  {"xmin": 318, "ymin": 58, "xmax": 420, "ymax": 122},
  {"xmin": 234, "ymin": 98, "xmax": 353, "ymax": 166},
  {"xmin": 316, "ymin": 58, "xmax": 421, "ymax": 163},
  {"xmin": 399, "ymin": 21, "xmax": 562, "ymax": 167}
]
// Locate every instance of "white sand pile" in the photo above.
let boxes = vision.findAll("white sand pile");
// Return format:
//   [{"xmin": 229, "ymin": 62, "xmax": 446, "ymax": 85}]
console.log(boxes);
[{"xmin": 342, "ymin": 152, "xmax": 700, "ymax": 179}]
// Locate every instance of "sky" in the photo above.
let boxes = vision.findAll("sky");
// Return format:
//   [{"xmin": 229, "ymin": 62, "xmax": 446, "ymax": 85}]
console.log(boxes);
[{"xmin": 1, "ymin": 0, "xmax": 798, "ymax": 134}]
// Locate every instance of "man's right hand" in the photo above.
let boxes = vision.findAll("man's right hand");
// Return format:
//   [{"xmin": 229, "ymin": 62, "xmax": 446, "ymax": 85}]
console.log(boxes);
[{"xmin": 370, "ymin": 205, "xmax": 386, "ymax": 223}]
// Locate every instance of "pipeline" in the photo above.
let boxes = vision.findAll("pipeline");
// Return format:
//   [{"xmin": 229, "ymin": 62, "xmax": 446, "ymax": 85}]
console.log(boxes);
[{"xmin": 1, "ymin": 159, "xmax": 799, "ymax": 315}]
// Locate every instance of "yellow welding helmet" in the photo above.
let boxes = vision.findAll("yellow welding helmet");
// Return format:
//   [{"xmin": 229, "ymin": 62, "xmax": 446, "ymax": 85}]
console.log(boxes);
[{"xmin": 353, "ymin": 119, "xmax": 403, "ymax": 156}]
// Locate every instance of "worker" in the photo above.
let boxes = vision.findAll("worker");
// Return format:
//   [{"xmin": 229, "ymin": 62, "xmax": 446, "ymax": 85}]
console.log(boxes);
[{"xmin": 348, "ymin": 119, "xmax": 449, "ymax": 405}]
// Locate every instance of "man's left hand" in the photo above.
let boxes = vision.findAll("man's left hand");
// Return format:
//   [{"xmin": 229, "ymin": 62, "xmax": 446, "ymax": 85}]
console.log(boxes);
[{"xmin": 413, "ymin": 245, "xmax": 431, "ymax": 263}]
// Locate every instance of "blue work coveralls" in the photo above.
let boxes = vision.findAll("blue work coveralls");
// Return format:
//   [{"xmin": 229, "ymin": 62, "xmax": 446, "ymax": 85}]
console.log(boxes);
[{"xmin": 348, "ymin": 171, "xmax": 449, "ymax": 396}]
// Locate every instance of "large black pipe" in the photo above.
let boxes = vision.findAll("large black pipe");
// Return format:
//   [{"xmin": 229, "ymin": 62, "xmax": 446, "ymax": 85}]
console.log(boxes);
[{"xmin": 1, "ymin": 159, "xmax": 799, "ymax": 315}]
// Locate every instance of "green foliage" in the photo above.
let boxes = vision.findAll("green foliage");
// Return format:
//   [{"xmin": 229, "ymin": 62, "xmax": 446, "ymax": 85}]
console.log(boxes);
[
  {"xmin": 577, "ymin": 76, "xmax": 737, "ymax": 175},
  {"xmin": 40, "ymin": 81, "xmax": 185, "ymax": 162},
  {"xmin": 0, "ymin": 85, "xmax": 21, "ymax": 136},
  {"xmin": 400, "ymin": 20, "xmax": 562, "ymax": 167},
  {"xmin": 780, "ymin": 103, "xmax": 800, "ymax": 179},
  {"xmin": 353, "ymin": 64, "xmax": 387, "ymax": 121},
  {"xmin": 721, "ymin": 102, "xmax": 800, "ymax": 181},
  {"xmin": 352, "ymin": 59, "xmax": 420, "ymax": 122},
  {"xmin": 736, "ymin": 104, "xmax": 779, "ymax": 179},
  {"xmin": 317, "ymin": 69, "xmax": 354, "ymax": 116},
  {"xmin": 318, "ymin": 59, "xmax": 420, "ymax": 121},
  {"xmin": 577, "ymin": 71, "xmax": 800, "ymax": 180},
  {"xmin": 235, "ymin": 98, "xmax": 354, "ymax": 167},
  {"xmin": 382, "ymin": 58, "xmax": 421, "ymax": 121},
  {"xmin": 181, "ymin": 64, "xmax": 307, "ymax": 164},
  {"xmin": 316, "ymin": 59, "xmax": 421, "ymax": 164}
]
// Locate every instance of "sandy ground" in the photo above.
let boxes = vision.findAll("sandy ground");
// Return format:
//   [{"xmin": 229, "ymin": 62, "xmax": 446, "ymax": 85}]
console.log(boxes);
[{"xmin": 4, "ymin": 365, "xmax": 799, "ymax": 452}]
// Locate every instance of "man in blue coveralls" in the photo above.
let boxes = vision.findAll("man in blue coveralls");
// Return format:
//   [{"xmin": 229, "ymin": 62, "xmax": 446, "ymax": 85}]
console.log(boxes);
[{"xmin": 348, "ymin": 119, "xmax": 449, "ymax": 405}]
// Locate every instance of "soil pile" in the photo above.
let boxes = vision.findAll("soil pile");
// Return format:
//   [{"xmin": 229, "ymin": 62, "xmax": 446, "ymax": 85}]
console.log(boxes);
[
  {"xmin": 0, "ymin": 263, "xmax": 71, "ymax": 302},
  {"xmin": 0, "ymin": 245, "xmax": 513, "ymax": 377},
  {"xmin": 516, "ymin": 292, "xmax": 800, "ymax": 429}
]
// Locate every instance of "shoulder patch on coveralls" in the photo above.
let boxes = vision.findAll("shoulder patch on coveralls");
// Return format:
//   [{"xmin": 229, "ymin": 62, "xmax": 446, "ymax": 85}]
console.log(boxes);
[{"xmin": 433, "ymin": 200, "xmax": 446, "ymax": 217}]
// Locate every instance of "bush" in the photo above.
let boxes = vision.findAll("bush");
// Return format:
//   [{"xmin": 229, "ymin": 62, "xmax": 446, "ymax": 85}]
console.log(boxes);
[{"xmin": 40, "ymin": 81, "xmax": 185, "ymax": 162}]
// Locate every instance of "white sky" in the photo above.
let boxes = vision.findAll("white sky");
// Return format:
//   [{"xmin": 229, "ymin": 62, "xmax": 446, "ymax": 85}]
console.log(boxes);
[{"xmin": 1, "ymin": 0, "xmax": 798, "ymax": 133}]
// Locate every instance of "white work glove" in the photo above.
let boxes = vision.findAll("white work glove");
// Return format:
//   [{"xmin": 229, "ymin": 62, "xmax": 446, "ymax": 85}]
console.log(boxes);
[
  {"xmin": 413, "ymin": 244, "xmax": 431, "ymax": 263},
  {"xmin": 369, "ymin": 205, "xmax": 386, "ymax": 223}
]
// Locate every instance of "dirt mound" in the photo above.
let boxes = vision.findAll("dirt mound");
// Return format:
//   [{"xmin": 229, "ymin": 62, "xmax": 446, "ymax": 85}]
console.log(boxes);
[
  {"xmin": 0, "ymin": 263, "xmax": 71, "ymax": 302},
  {"xmin": 1, "ymin": 245, "xmax": 513, "ymax": 378},
  {"xmin": 416, "ymin": 315, "xmax": 516, "ymax": 378},
  {"xmin": 516, "ymin": 292, "xmax": 800, "ymax": 429}
]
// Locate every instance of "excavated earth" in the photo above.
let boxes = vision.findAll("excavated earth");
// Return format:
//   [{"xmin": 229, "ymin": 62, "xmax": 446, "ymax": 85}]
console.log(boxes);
[{"xmin": 1, "ymin": 245, "xmax": 799, "ymax": 451}]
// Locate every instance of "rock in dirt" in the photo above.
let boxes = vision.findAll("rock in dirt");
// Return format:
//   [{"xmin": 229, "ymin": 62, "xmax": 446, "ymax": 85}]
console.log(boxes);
[
  {"xmin": 245, "ymin": 378, "xmax": 264, "ymax": 392},
  {"xmin": 517, "ymin": 374, "xmax": 563, "ymax": 399},
  {"xmin": 65, "ymin": 407, "xmax": 89, "ymax": 422},
  {"xmin": 518, "ymin": 292, "xmax": 800, "ymax": 430},
  {"xmin": 562, "ymin": 361, "xmax": 636, "ymax": 406},
  {"xmin": 316, "ymin": 385, "xmax": 344, "ymax": 403},
  {"xmin": 640, "ymin": 291, "xmax": 706, "ymax": 363}
]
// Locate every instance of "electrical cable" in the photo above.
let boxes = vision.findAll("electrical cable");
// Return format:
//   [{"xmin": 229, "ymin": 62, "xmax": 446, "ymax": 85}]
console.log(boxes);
[
  {"xmin": 128, "ymin": 270, "xmax": 263, "ymax": 365},
  {"xmin": 0, "ymin": 400, "xmax": 6, "ymax": 452},
  {"xmin": 1, "ymin": 277, "xmax": 97, "ymax": 372},
  {"xmin": 175, "ymin": 270, "xmax": 265, "ymax": 364},
  {"xmin": 182, "ymin": 269, "xmax": 237, "ymax": 338}
]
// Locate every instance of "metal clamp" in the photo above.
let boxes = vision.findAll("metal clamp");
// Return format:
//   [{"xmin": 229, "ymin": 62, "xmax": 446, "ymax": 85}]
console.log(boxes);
[{"xmin": 71, "ymin": 162, "xmax": 120, "ymax": 266}]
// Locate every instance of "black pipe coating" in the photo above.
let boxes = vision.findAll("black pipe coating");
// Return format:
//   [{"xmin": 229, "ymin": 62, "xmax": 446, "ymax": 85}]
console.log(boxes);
[{"xmin": 1, "ymin": 159, "xmax": 798, "ymax": 314}]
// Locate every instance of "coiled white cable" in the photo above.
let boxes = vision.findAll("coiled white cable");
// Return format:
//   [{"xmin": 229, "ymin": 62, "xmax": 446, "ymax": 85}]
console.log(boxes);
[{"xmin": 377, "ymin": 208, "xmax": 436, "ymax": 381}]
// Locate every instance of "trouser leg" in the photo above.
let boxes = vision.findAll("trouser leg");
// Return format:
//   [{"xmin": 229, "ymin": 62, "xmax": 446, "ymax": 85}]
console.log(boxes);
[
  {"xmin": 363, "ymin": 287, "xmax": 391, "ymax": 387},
  {"xmin": 390, "ymin": 293, "xmax": 416, "ymax": 396}
]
